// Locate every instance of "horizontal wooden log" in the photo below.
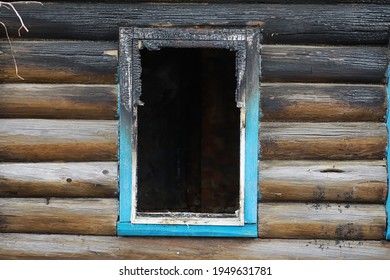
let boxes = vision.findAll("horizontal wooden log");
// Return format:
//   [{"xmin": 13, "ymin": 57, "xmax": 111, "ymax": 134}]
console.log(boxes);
[
  {"xmin": 1, "ymin": 83, "xmax": 386, "ymax": 122},
  {"xmin": 0, "ymin": 119, "xmax": 117, "ymax": 162},
  {"xmin": 0, "ymin": 41, "xmax": 117, "ymax": 84},
  {"xmin": 261, "ymin": 83, "xmax": 386, "ymax": 121},
  {"xmin": 1, "ymin": 120, "xmax": 385, "ymax": 162},
  {"xmin": 0, "ymin": 233, "xmax": 389, "ymax": 260},
  {"xmin": 1, "ymin": 160, "xmax": 386, "ymax": 202},
  {"xmin": 258, "ymin": 203, "xmax": 386, "ymax": 239},
  {"xmin": 262, "ymin": 46, "xmax": 388, "ymax": 84},
  {"xmin": 260, "ymin": 122, "xmax": 387, "ymax": 160},
  {"xmin": 0, "ymin": 42, "xmax": 387, "ymax": 83},
  {"xmin": 1, "ymin": 3, "xmax": 389, "ymax": 44},
  {"xmin": 0, "ymin": 162, "xmax": 117, "ymax": 198},
  {"xmin": 0, "ymin": 198, "xmax": 117, "ymax": 235},
  {"xmin": 260, "ymin": 160, "xmax": 387, "ymax": 202},
  {"xmin": 1, "ymin": 160, "xmax": 385, "ymax": 201},
  {"xmin": 0, "ymin": 84, "xmax": 117, "ymax": 119}
]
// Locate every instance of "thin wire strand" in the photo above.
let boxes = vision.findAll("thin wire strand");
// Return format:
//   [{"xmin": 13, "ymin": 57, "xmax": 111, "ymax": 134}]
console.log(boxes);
[
  {"xmin": 0, "ymin": 20, "xmax": 24, "ymax": 80},
  {"xmin": 0, "ymin": 1, "xmax": 42, "ymax": 79}
]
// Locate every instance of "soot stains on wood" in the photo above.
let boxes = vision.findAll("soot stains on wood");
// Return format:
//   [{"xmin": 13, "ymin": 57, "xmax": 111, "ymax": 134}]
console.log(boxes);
[
  {"xmin": 2, "ymin": 83, "xmax": 385, "ymax": 122},
  {"xmin": 260, "ymin": 122, "xmax": 387, "ymax": 160},
  {"xmin": 0, "ymin": 42, "xmax": 387, "ymax": 84},
  {"xmin": 261, "ymin": 83, "xmax": 386, "ymax": 122},
  {"xmin": 120, "ymin": 27, "xmax": 258, "ymax": 216},
  {"xmin": 262, "ymin": 46, "xmax": 388, "ymax": 84},
  {"xmin": 258, "ymin": 203, "xmax": 386, "ymax": 239},
  {"xmin": 0, "ymin": 41, "xmax": 117, "ymax": 84},
  {"xmin": 259, "ymin": 160, "xmax": 387, "ymax": 203},
  {"xmin": 120, "ymin": 27, "xmax": 251, "ymax": 112},
  {"xmin": 1, "ymin": 3, "xmax": 389, "ymax": 45},
  {"xmin": 313, "ymin": 186, "xmax": 325, "ymax": 201},
  {"xmin": 0, "ymin": 84, "xmax": 118, "ymax": 120},
  {"xmin": 335, "ymin": 223, "xmax": 364, "ymax": 240}
]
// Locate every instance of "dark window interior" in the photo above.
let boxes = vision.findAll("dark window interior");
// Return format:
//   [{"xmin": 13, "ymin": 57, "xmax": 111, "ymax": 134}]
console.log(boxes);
[{"xmin": 137, "ymin": 48, "xmax": 239, "ymax": 214}]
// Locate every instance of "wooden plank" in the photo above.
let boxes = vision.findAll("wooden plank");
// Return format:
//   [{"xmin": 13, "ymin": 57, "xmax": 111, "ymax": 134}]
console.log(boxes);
[
  {"xmin": 0, "ymin": 119, "xmax": 117, "ymax": 162},
  {"xmin": 0, "ymin": 162, "xmax": 117, "ymax": 198},
  {"xmin": 261, "ymin": 122, "xmax": 387, "ymax": 160},
  {"xmin": 258, "ymin": 203, "xmax": 386, "ymax": 239},
  {"xmin": 0, "ymin": 198, "xmax": 117, "ymax": 235},
  {"xmin": 1, "ymin": 120, "xmax": 385, "ymax": 162},
  {"xmin": 1, "ymin": 159, "xmax": 386, "ymax": 203},
  {"xmin": 0, "ymin": 41, "xmax": 117, "ymax": 84},
  {"xmin": 0, "ymin": 84, "xmax": 117, "ymax": 119},
  {"xmin": 261, "ymin": 83, "xmax": 386, "ymax": 122},
  {"xmin": 0, "ymin": 42, "xmax": 387, "ymax": 83},
  {"xmin": 1, "ymin": 3, "xmax": 389, "ymax": 44},
  {"xmin": 262, "ymin": 46, "xmax": 388, "ymax": 84},
  {"xmin": 1, "ymin": 83, "xmax": 385, "ymax": 121},
  {"xmin": 0, "ymin": 233, "xmax": 389, "ymax": 259},
  {"xmin": 259, "ymin": 160, "xmax": 387, "ymax": 203}
]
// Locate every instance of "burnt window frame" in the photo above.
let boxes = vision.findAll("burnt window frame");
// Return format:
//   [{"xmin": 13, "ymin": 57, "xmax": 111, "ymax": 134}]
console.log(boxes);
[{"xmin": 118, "ymin": 27, "xmax": 260, "ymax": 237}]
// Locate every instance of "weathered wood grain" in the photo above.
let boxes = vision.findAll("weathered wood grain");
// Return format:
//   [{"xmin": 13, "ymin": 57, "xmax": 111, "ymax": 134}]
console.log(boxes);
[
  {"xmin": 0, "ymin": 119, "xmax": 117, "ymax": 162},
  {"xmin": 0, "ymin": 84, "xmax": 118, "ymax": 119},
  {"xmin": 0, "ymin": 198, "xmax": 117, "ymax": 235},
  {"xmin": 2, "ymin": 160, "xmax": 385, "ymax": 202},
  {"xmin": 259, "ymin": 160, "xmax": 387, "ymax": 202},
  {"xmin": 262, "ymin": 46, "xmax": 388, "ymax": 84},
  {"xmin": 0, "ymin": 201, "xmax": 385, "ymax": 239},
  {"xmin": 261, "ymin": 122, "xmax": 387, "ymax": 160},
  {"xmin": 258, "ymin": 203, "xmax": 386, "ymax": 239},
  {"xmin": 0, "ymin": 233, "xmax": 389, "ymax": 260},
  {"xmin": 1, "ymin": 83, "xmax": 385, "ymax": 122},
  {"xmin": 0, "ymin": 42, "xmax": 387, "ymax": 83},
  {"xmin": 261, "ymin": 83, "xmax": 386, "ymax": 121},
  {"xmin": 0, "ymin": 41, "xmax": 117, "ymax": 84},
  {"xmin": 1, "ymin": 3, "xmax": 389, "ymax": 44},
  {"xmin": 0, "ymin": 162, "xmax": 118, "ymax": 198},
  {"xmin": 1, "ymin": 160, "xmax": 386, "ymax": 202},
  {"xmin": 1, "ymin": 120, "xmax": 385, "ymax": 162}
]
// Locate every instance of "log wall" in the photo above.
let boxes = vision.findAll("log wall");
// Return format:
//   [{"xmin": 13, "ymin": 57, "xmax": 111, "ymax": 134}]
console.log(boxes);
[{"xmin": 0, "ymin": 1, "xmax": 389, "ymax": 259}]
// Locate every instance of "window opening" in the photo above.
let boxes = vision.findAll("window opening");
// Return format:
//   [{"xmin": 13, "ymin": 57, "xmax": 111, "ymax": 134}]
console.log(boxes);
[
  {"xmin": 118, "ymin": 27, "xmax": 260, "ymax": 236},
  {"xmin": 137, "ymin": 48, "xmax": 239, "ymax": 216}
]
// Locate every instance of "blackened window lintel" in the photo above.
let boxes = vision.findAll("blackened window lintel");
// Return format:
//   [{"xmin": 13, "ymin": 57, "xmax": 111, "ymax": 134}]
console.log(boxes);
[{"xmin": 119, "ymin": 27, "xmax": 261, "ymax": 112}]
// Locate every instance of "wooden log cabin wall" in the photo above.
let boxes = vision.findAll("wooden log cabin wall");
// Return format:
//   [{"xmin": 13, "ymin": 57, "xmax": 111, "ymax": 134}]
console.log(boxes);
[{"xmin": 0, "ymin": 0, "xmax": 389, "ymax": 259}]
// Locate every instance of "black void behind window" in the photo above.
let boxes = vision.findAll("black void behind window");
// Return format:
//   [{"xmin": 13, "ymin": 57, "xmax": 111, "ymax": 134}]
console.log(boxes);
[{"xmin": 137, "ymin": 48, "xmax": 240, "ymax": 214}]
